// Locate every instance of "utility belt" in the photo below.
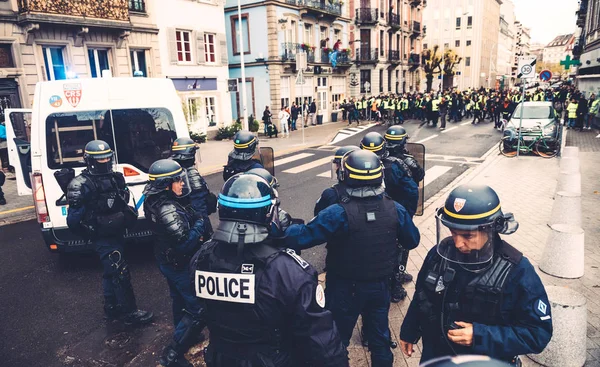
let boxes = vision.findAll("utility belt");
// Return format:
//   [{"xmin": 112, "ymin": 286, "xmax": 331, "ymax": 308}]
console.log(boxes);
[{"xmin": 95, "ymin": 206, "xmax": 137, "ymax": 233}]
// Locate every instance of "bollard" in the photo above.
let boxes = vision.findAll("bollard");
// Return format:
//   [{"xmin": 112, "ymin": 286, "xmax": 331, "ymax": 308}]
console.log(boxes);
[
  {"xmin": 561, "ymin": 146, "xmax": 579, "ymax": 158},
  {"xmin": 529, "ymin": 286, "xmax": 587, "ymax": 367},
  {"xmin": 540, "ymin": 224, "xmax": 584, "ymax": 279},
  {"xmin": 559, "ymin": 157, "xmax": 580, "ymax": 174},
  {"xmin": 549, "ymin": 191, "xmax": 581, "ymax": 227},
  {"xmin": 556, "ymin": 173, "xmax": 581, "ymax": 195}
]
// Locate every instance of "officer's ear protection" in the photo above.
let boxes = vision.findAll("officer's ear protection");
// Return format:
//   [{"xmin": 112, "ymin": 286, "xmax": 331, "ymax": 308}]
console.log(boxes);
[{"xmin": 494, "ymin": 212, "xmax": 519, "ymax": 235}]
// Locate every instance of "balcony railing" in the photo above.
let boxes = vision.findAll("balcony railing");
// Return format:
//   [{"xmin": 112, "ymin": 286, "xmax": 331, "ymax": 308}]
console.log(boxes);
[
  {"xmin": 281, "ymin": 42, "xmax": 300, "ymax": 62},
  {"xmin": 387, "ymin": 12, "xmax": 400, "ymax": 28},
  {"xmin": 337, "ymin": 52, "xmax": 351, "ymax": 65},
  {"xmin": 412, "ymin": 21, "xmax": 421, "ymax": 35},
  {"xmin": 356, "ymin": 47, "xmax": 378, "ymax": 63},
  {"xmin": 287, "ymin": 0, "xmax": 342, "ymax": 17},
  {"xmin": 388, "ymin": 50, "xmax": 400, "ymax": 62},
  {"xmin": 408, "ymin": 53, "xmax": 420, "ymax": 67},
  {"xmin": 356, "ymin": 8, "xmax": 378, "ymax": 24},
  {"xmin": 17, "ymin": 0, "xmax": 130, "ymax": 21},
  {"xmin": 128, "ymin": 0, "xmax": 145, "ymax": 12}
]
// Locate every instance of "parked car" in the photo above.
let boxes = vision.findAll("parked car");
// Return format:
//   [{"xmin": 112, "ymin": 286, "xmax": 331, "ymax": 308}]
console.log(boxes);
[{"xmin": 503, "ymin": 101, "xmax": 560, "ymax": 139}]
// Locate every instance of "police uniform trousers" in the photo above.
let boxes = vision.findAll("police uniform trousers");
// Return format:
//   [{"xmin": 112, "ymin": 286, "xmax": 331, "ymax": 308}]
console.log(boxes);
[{"xmin": 326, "ymin": 275, "xmax": 393, "ymax": 366}]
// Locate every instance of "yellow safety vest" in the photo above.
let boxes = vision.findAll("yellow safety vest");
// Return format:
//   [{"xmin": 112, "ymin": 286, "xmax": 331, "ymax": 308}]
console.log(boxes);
[
  {"xmin": 567, "ymin": 103, "xmax": 578, "ymax": 119},
  {"xmin": 431, "ymin": 99, "xmax": 440, "ymax": 112}
]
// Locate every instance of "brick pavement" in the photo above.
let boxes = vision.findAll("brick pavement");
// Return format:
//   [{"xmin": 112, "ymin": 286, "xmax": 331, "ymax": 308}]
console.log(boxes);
[{"xmin": 346, "ymin": 130, "xmax": 600, "ymax": 366}]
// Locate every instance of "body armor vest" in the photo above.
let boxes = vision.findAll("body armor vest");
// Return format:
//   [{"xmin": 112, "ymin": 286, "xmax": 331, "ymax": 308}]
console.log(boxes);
[
  {"xmin": 84, "ymin": 171, "xmax": 130, "ymax": 232},
  {"xmin": 223, "ymin": 158, "xmax": 262, "ymax": 181},
  {"xmin": 326, "ymin": 195, "xmax": 398, "ymax": 280},
  {"xmin": 382, "ymin": 156, "xmax": 412, "ymax": 203},
  {"xmin": 193, "ymin": 237, "xmax": 291, "ymax": 362}
]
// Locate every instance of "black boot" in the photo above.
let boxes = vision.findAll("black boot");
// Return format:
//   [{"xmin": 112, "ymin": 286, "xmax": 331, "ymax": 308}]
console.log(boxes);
[
  {"xmin": 159, "ymin": 345, "xmax": 193, "ymax": 367},
  {"xmin": 0, "ymin": 196, "xmax": 6, "ymax": 205},
  {"xmin": 396, "ymin": 272, "xmax": 413, "ymax": 284},
  {"xmin": 391, "ymin": 284, "xmax": 407, "ymax": 303},
  {"xmin": 122, "ymin": 309, "xmax": 154, "ymax": 326}
]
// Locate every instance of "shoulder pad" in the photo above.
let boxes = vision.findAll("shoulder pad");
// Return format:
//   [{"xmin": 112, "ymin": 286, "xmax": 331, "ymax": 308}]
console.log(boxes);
[
  {"xmin": 67, "ymin": 174, "xmax": 93, "ymax": 207},
  {"xmin": 186, "ymin": 168, "xmax": 206, "ymax": 191},
  {"xmin": 283, "ymin": 248, "xmax": 310, "ymax": 269},
  {"xmin": 497, "ymin": 241, "xmax": 523, "ymax": 265},
  {"xmin": 112, "ymin": 172, "xmax": 126, "ymax": 188}
]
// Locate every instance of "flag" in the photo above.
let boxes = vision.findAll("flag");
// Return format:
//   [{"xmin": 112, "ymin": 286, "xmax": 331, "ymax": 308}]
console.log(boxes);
[{"xmin": 329, "ymin": 50, "xmax": 338, "ymax": 68}]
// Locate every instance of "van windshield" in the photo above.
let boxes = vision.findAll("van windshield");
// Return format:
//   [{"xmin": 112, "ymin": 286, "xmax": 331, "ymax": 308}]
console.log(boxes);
[{"xmin": 45, "ymin": 108, "xmax": 177, "ymax": 172}]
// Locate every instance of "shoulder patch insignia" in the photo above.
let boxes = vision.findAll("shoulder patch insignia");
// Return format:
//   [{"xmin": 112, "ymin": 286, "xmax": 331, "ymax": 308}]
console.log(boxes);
[
  {"xmin": 241, "ymin": 264, "xmax": 254, "ymax": 274},
  {"xmin": 534, "ymin": 299, "xmax": 551, "ymax": 320},
  {"xmin": 315, "ymin": 284, "xmax": 325, "ymax": 308},
  {"xmin": 285, "ymin": 248, "xmax": 310, "ymax": 269}
]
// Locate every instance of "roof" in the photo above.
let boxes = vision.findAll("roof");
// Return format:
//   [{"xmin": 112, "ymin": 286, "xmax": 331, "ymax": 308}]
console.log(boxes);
[{"xmin": 547, "ymin": 34, "xmax": 574, "ymax": 48}]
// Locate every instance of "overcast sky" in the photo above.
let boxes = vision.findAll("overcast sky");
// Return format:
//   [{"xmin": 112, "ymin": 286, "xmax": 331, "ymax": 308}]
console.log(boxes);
[{"xmin": 512, "ymin": 0, "xmax": 579, "ymax": 45}]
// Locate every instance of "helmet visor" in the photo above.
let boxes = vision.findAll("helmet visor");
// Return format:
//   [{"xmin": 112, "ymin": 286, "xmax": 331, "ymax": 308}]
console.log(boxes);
[
  {"xmin": 435, "ymin": 208, "xmax": 494, "ymax": 265},
  {"xmin": 170, "ymin": 170, "xmax": 192, "ymax": 197}
]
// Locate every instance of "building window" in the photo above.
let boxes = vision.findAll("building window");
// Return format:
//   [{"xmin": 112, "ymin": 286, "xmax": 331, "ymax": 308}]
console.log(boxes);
[
  {"xmin": 455, "ymin": 40, "xmax": 460, "ymax": 47},
  {"xmin": 130, "ymin": 49, "xmax": 147, "ymax": 77},
  {"xmin": 186, "ymin": 97, "xmax": 201, "ymax": 125},
  {"xmin": 380, "ymin": 30, "xmax": 385, "ymax": 56},
  {"xmin": 465, "ymin": 57, "xmax": 471, "ymax": 66},
  {"xmin": 88, "ymin": 49, "xmax": 110, "ymax": 78},
  {"xmin": 379, "ymin": 69, "xmax": 384, "ymax": 93},
  {"xmin": 42, "ymin": 46, "xmax": 66, "ymax": 81},
  {"xmin": 0, "ymin": 44, "xmax": 14, "ymax": 68},
  {"xmin": 423, "ymin": 43, "xmax": 428, "ymax": 50},
  {"xmin": 231, "ymin": 14, "xmax": 251, "ymax": 55},
  {"xmin": 467, "ymin": 16, "xmax": 472, "ymax": 28},
  {"xmin": 444, "ymin": 43, "xmax": 449, "ymax": 49},
  {"xmin": 456, "ymin": 17, "xmax": 461, "ymax": 29},
  {"xmin": 128, "ymin": 0, "xmax": 145, "ymax": 12},
  {"xmin": 204, "ymin": 33, "xmax": 216, "ymax": 63},
  {"xmin": 360, "ymin": 69, "xmax": 371, "ymax": 94},
  {"xmin": 205, "ymin": 97, "xmax": 217, "ymax": 126},
  {"xmin": 395, "ymin": 70, "xmax": 399, "ymax": 94},
  {"xmin": 304, "ymin": 23, "xmax": 313, "ymax": 44},
  {"xmin": 281, "ymin": 76, "xmax": 290, "ymax": 108},
  {"xmin": 387, "ymin": 70, "xmax": 392, "ymax": 92},
  {"xmin": 176, "ymin": 30, "xmax": 192, "ymax": 62},
  {"xmin": 466, "ymin": 40, "xmax": 471, "ymax": 46},
  {"xmin": 334, "ymin": 29, "xmax": 341, "ymax": 42}
]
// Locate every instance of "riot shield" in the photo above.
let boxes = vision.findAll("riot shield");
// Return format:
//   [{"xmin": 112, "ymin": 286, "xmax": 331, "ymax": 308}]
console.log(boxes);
[
  {"xmin": 405, "ymin": 142, "xmax": 425, "ymax": 216},
  {"xmin": 258, "ymin": 147, "xmax": 275, "ymax": 177}
]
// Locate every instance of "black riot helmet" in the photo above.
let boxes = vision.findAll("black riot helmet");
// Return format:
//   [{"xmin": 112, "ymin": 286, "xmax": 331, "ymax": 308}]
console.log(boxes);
[
  {"xmin": 360, "ymin": 132, "xmax": 387, "ymax": 157},
  {"xmin": 384, "ymin": 126, "xmax": 408, "ymax": 150},
  {"xmin": 339, "ymin": 150, "xmax": 383, "ymax": 188},
  {"xmin": 230, "ymin": 130, "xmax": 258, "ymax": 161},
  {"xmin": 420, "ymin": 355, "xmax": 512, "ymax": 367},
  {"xmin": 218, "ymin": 173, "xmax": 278, "ymax": 226},
  {"xmin": 83, "ymin": 140, "xmax": 114, "ymax": 175},
  {"xmin": 170, "ymin": 137, "xmax": 198, "ymax": 168},
  {"xmin": 143, "ymin": 159, "xmax": 191, "ymax": 197},
  {"xmin": 331, "ymin": 145, "xmax": 359, "ymax": 180},
  {"xmin": 435, "ymin": 184, "xmax": 518, "ymax": 265},
  {"xmin": 247, "ymin": 168, "xmax": 279, "ymax": 189}
]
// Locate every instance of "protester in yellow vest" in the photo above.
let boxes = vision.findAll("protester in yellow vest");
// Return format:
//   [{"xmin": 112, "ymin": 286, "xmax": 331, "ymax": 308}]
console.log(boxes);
[{"xmin": 566, "ymin": 98, "xmax": 578, "ymax": 129}]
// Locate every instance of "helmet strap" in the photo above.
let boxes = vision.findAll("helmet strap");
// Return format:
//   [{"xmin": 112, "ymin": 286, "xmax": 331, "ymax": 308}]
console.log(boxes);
[{"xmin": 236, "ymin": 222, "xmax": 247, "ymax": 260}]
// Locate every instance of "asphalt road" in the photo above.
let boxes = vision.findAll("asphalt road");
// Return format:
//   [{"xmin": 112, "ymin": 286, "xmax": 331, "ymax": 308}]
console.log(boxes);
[{"xmin": 0, "ymin": 117, "xmax": 501, "ymax": 367}]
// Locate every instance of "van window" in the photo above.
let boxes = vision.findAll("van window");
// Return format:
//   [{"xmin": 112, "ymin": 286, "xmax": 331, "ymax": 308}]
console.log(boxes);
[{"xmin": 45, "ymin": 108, "xmax": 177, "ymax": 171}]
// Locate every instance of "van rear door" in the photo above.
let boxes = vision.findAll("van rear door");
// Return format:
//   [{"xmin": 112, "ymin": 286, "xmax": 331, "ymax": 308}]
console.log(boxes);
[{"xmin": 4, "ymin": 109, "xmax": 33, "ymax": 196}]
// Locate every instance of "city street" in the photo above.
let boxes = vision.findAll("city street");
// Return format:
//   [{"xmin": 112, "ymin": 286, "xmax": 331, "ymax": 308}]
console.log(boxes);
[{"xmin": 0, "ymin": 118, "xmax": 502, "ymax": 367}]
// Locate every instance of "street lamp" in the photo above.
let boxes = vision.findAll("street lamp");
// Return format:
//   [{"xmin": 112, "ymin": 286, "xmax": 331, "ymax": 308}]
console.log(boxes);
[
  {"xmin": 489, "ymin": 42, "xmax": 497, "ymax": 89},
  {"xmin": 237, "ymin": 0, "xmax": 248, "ymax": 130}
]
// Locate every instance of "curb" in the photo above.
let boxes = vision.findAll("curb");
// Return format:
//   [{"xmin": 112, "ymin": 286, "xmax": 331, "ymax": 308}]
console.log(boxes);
[{"xmin": 0, "ymin": 209, "xmax": 36, "ymax": 227}]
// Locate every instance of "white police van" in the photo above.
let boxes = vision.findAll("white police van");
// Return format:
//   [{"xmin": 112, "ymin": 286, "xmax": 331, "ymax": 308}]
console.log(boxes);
[{"xmin": 5, "ymin": 77, "xmax": 190, "ymax": 253}]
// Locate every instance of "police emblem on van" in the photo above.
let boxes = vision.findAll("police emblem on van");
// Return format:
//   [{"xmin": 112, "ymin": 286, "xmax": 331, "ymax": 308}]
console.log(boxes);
[
  {"xmin": 63, "ymin": 83, "xmax": 82, "ymax": 107},
  {"xmin": 195, "ymin": 270, "xmax": 255, "ymax": 304}
]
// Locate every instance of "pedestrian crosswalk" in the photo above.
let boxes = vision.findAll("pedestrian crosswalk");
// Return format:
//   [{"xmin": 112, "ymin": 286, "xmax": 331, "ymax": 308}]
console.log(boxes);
[
  {"xmin": 329, "ymin": 123, "xmax": 377, "ymax": 145},
  {"xmin": 275, "ymin": 150, "xmax": 462, "ymax": 190}
]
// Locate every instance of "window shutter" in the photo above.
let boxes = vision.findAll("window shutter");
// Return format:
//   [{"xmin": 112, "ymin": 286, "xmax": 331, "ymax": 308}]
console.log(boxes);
[
  {"xmin": 196, "ymin": 31, "xmax": 206, "ymax": 65},
  {"xmin": 168, "ymin": 28, "xmax": 178, "ymax": 64},
  {"xmin": 219, "ymin": 33, "xmax": 228, "ymax": 65}
]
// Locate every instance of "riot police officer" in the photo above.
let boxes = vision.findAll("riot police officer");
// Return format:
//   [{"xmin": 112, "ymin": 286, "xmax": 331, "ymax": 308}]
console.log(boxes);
[
  {"xmin": 66, "ymin": 140, "xmax": 152, "ymax": 325},
  {"xmin": 223, "ymin": 130, "xmax": 264, "ymax": 181},
  {"xmin": 313, "ymin": 145, "xmax": 359, "ymax": 216},
  {"xmin": 171, "ymin": 137, "xmax": 217, "ymax": 234},
  {"xmin": 361, "ymin": 131, "xmax": 419, "ymax": 303},
  {"xmin": 420, "ymin": 355, "xmax": 512, "ymax": 367},
  {"xmin": 283, "ymin": 150, "xmax": 420, "ymax": 367},
  {"xmin": 143, "ymin": 159, "xmax": 207, "ymax": 367},
  {"xmin": 191, "ymin": 173, "xmax": 348, "ymax": 366},
  {"xmin": 384, "ymin": 125, "xmax": 425, "ymax": 284},
  {"xmin": 400, "ymin": 184, "xmax": 552, "ymax": 365}
]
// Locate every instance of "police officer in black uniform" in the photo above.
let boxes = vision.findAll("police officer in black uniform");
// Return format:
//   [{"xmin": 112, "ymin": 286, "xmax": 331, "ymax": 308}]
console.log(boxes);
[
  {"xmin": 313, "ymin": 145, "xmax": 359, "ymax": 216},
  {"xmin": 284, "ymin": 150, "xmax": 420, "ymax": 367},
  {"xmin": 420, "ymin": 355, "xmax": 512, "ymax": 367},
  {"xmin": 400, "ymin": 184, "xmax": 552, "ymax": 365},
  {"xmin": 171, "ymin": 137, "xmax": 217, "ymax": 234},
  {"xmin": 143, "ymin": 159, "xmax": 207, "ymax": 367},
  {"xmin": 361, "ymin": 132, "xmax": 419, "ymax": 303},
  {"xmin": 223, "ymin": 130, "xmax": 264, "ymax": 181},
  {"xmin": 66, "ymin": 140, "xmax": 152, "ymax": 325},
  {"xmin": 191, "ymin": 173, "xmax": 348, "ymax": 367},
  {"xmin": 383, "ymin": 125, "xmax": 425, "ymax": 295}
]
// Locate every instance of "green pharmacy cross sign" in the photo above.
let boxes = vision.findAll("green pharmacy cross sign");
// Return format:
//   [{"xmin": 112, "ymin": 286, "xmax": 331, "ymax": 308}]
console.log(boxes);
[{"xmin": 560, "ymin": 55, "xmax": 582, "ymax": 70}]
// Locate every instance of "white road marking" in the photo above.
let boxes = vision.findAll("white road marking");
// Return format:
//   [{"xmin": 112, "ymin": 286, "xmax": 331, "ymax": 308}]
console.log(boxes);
[
  {"xmin": 461, "ymin": 122, "xmax": 471, "ymax": 126},
  {"xmin": 424, "ymin": 165, "xmax": 453, "ymax": 187},
  {"xmin": 275, "ymin": 153, "xmax": 314, "ymax": 166},
  {"xmin": 441, "ymin": 126, "xmax": 459, "ymax": 133},
  {"xmin": 415, "ymin": 134, "xmax": 439, "ymax": 144},
  {"xmin": 283, "ymin": 157, "xmax": 332, "ymax": 174},
  {"xmin": 328, "ymin": 123, "xmax": 376, "ymax": 145},
  {"xmin": 317, "ymin": 170, "xmax": 331, "ymax": 178}
]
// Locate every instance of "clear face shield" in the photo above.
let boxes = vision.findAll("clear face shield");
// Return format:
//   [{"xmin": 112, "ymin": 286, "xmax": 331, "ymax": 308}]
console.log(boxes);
[
  {"xmin": 330, "ymin": 160, "xmax": 341, "ymax": 180},
  {"xmin": 170, "ymin": 170, "xmax": 192, "ymax": 198}
]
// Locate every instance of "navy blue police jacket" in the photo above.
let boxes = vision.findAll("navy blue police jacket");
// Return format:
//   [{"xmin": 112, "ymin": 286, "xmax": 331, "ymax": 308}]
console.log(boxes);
[
  {"xmin": 400, "ymin": 245, "xmax": 553, "ymax": 363},
  {"xmin": 384, "ymin": 159, "xmax": 419, "ymax": 217}
]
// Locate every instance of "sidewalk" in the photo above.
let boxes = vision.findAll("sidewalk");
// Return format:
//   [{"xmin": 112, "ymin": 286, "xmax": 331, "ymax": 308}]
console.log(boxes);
[
  {"xmin": 0, "ymin": 120, "xmax": 354, "ymax": 226},
  {"xmin": 346, "ymin": 129, "xmax": 600, "ymax": 366}
]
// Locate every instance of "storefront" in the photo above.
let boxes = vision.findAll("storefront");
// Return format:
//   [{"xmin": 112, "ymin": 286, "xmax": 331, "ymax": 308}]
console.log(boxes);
[{"xmin": 171, "ymin": 77, "xmax": 221, "ymax": 134}]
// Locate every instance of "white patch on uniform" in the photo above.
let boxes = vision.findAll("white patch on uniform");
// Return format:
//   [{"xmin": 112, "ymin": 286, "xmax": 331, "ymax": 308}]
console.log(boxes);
[
  {"xmin": 315, "ymin": 284, "xmax": 325, "ymax": 308},
  {"xmin": 285, "ymin": 249, "xmax": 310, "ymax": 269},
  {"xmin": 195, "ymin": 270, "xmax": 255, "ymax": 304},
  {"xmin": 107, "ymin": 198, "xmax": 115, "ymax": 208},
  {"xmin": 241, "ymin": 264, "xmax": 254, "ymax": 274},
  {"xmin": 453, "ymin": 198, "xmax": 466, "ymax": 212},
  {"xmin": 537, "ymin": 300, "xmax": 547, "ymax": 315},
  {"xmin": 541, "ymin": 315, "xmax": 551, "ymax": 321}
]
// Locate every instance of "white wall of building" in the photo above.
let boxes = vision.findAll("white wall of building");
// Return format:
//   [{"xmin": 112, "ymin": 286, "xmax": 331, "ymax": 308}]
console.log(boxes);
[{"xmin": 153, "ymin": 0, "xmax": 232, "ymax": 134}]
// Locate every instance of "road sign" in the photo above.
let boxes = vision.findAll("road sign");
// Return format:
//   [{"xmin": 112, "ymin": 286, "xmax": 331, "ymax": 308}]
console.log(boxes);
[
  {"xmin": 227, "ymin": 79, "xmax": 238, "ymax": 92},
  {"xmin": 517, "ymin": 56, "xmax": 536, "ymax": 79},
  {"xmin": 539, "ymin": 69, "xmax": 552, "ymax": 81}
]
